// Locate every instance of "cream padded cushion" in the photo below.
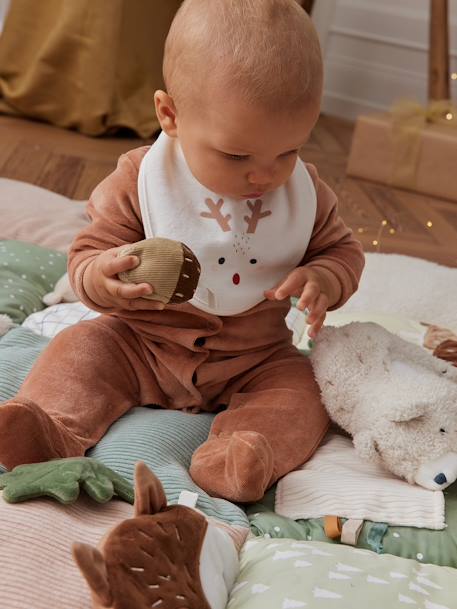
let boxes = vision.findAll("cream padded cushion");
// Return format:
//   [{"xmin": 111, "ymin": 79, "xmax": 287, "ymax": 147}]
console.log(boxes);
[{"xmin": 0, "ymin": 178, "xmax": 89, "ymax": 252}]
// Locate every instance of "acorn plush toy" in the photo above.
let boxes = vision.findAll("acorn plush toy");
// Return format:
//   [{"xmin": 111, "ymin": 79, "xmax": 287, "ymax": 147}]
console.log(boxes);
[{"xmin": 118, "ymin": 237, "xmax": 201, "ymax": 305}]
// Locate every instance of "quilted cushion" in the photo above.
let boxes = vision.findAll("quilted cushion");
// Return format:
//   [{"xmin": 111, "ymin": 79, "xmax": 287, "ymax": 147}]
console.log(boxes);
[
  {"xmin": 0, "ymin": 178, "xmax": 88, "ymax": 252},
  {"xmin": 0, "ymin": 327, "xmax": 50, "ymax": 404}
]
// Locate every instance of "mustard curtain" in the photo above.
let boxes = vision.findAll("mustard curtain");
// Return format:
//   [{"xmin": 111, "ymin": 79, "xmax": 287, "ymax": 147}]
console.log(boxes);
[{"xmin": 0, "ymin": 0, "xmax": 182, "ymax": 137}]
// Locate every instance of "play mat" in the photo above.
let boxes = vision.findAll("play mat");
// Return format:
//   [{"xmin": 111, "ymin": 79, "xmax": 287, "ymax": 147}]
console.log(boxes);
[{"xmin": 0, "ymin": 177, "xmax": 457, "ymax": 608}]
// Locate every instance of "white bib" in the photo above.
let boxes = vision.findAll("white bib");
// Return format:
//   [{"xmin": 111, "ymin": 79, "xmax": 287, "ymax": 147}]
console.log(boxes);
[{"xmin": 138, "ymin": 132, "xmax": 317, "ymax": 316}]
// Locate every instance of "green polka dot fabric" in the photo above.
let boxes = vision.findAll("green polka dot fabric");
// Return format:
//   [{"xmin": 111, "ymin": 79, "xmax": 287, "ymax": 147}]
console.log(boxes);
[
  {"xmin": 228, "ymin": 537, "xmax": 457, "ymax": 609},
  {"xmin": 248, "ymin": 485, "xmax": 457, "ymax": 568},
  {"xmin": 0, "ymin": 241, "xmax": 67, "ymax": 324}
]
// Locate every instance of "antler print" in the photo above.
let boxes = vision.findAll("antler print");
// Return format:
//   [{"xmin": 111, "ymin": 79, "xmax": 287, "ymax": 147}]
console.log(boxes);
[
  {"xmin": 244, "ymin": 199, "xmax": 272, "ymax": 234},
  {"xmin": 200, "ymin": 198, "xmax": 232, "ymax": 232}
]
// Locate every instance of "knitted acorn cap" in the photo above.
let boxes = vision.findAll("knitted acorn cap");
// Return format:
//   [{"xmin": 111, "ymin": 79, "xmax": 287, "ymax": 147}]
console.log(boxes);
[{"xmin": 117, "ymin": 237, "xmax": 201, "ymax": 304}]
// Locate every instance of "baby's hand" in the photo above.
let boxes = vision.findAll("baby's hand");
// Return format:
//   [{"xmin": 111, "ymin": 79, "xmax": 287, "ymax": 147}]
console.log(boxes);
[
  {"xmin": 265, "ymin": 267, "xmax": 329, "ymax": 338},
  {"xmin": 83, "ymin": 246, "xmax": 164, "ymax": 311}
]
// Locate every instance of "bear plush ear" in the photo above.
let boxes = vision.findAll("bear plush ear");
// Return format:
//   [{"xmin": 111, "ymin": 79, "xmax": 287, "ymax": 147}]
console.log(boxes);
[
  {"xmin": 72, "ymin": 543, "xmax": 113, "ymax": 607},
  {"xmin": 388, "ymin": 402, "xmax": 428, "ymax": 423},
  {"xmin": 134, "ymin": 461, "xmax": 167, "ymax": 517},
  {"xmin": 353, "ymin": 431, "xmax": 381, "ymax": 462}
]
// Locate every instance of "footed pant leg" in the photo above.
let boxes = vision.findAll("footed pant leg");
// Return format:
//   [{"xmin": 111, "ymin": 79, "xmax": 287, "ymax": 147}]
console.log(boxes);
[
  {"xmin": 0, "ymin": 317, "xmax": 162, "ymax": 469},
  {"xmin": 190, "ymin": 348, "xmax": 329, "ymax": 502}
]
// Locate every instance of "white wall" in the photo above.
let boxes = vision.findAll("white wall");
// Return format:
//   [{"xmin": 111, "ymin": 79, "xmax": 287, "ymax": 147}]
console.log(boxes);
[
  {"xmin": 0, "ymin": 0, "xmax": 10, "ymax": 34},
  {"xmin": 316, "ymin": 0, "xmax": 457, "ymax": 120}
]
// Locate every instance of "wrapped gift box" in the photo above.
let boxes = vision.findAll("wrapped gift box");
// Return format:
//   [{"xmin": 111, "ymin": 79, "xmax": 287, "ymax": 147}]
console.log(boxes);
[{"xmin": 347, "ymin": 112, "xmax": 457, "ymax": 203}]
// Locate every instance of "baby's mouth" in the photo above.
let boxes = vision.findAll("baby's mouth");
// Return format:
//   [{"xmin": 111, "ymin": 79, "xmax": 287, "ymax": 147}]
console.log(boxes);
[
  {"xmin": 242, "ymin": 191, "xmax": 264, "ymax": 199},
  {"xmin": 232, "ymin": 273, "xmax": 240, "ymax": 285}
]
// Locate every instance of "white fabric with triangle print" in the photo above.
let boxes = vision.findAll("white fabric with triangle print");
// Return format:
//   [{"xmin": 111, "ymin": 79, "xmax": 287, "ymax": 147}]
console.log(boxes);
[{"xmin": 138, "ymin": 132, "xmax": 317, "ymax": 316}]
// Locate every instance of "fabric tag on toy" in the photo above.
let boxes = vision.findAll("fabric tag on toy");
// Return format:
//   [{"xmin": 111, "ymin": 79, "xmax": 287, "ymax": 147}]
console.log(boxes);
[
  {"xmin": 178, "ymin": 490, "xmax": 199, "ymax": 508},
  {"xmin": 324, "ymin": 515, "xmax": 342, "ymax": 539},
  {"xmin": 367, "ymin": 522, "xmax": 388, "ymax": 554},
  {"xmin": 287, "ymin": 302, "xmax": 314, "ymax": 354},
  {"xmin": 341, "ymin": 518, "xmax": 364, "ymax": 546}
]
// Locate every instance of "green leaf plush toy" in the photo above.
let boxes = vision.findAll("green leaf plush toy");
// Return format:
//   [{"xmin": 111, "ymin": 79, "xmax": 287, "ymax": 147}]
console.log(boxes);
[{"xmin": 0, "ymin": 457, "xmax": 134, "ymax": 505}]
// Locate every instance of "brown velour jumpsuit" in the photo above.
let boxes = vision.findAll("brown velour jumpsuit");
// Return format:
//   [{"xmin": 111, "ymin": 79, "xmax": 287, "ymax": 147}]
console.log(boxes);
[{"xmin": 0, "ymin": 147, "xmax": 364, "ymax": 502}]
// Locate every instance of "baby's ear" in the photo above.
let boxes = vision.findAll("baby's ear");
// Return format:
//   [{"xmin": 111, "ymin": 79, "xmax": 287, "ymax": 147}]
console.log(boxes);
[
  {"xmin": 72, "ymin": 543, "xmax": 112, "ymax": 607},
  {"xmin": 134, "ymin": 461, "xmax": 167, "ymax": 517},
  {"xmin": 388, "ymin": 402, "xmax": 428, "ymax": 423},
  {"xmin": 154, "ymin": 90, "xmax": 178, "ymax": 137}
]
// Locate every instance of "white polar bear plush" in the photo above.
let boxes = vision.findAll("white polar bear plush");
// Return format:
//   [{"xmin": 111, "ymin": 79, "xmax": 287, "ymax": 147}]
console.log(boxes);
[{"xmin": 309, "ymin": 322, "xmax": 457, "ymax": 491}]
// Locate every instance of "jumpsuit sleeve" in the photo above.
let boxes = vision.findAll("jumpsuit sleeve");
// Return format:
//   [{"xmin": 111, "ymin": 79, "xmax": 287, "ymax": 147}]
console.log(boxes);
[
  {"xmin": 301, "ymin": 163, "xmax": 365, "ymax": 310},
  {"xmin": 67, "ymin": 146, "xmax": 149, "ymax": 312}
]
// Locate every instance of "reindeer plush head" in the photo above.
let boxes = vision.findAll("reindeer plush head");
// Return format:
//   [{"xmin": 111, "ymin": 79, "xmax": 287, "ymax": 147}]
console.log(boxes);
[{"xmin": 73, "ymin": 462, "xmax": 238, "ymax": 609}]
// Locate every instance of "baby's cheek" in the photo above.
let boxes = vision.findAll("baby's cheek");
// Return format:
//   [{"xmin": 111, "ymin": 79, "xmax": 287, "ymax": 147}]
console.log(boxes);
[{"xmin": 285, "ymin": 155, "xmax": 300, "ymax": 176}]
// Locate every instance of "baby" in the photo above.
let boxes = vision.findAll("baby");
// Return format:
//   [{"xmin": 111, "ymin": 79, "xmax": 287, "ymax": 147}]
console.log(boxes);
[{"xmin": 0, "ymin": 0, "xmax": 364, "ymax": 503}]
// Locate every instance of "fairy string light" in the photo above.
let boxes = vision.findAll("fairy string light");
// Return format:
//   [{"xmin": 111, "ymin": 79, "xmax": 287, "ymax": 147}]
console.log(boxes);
[
  {"xmin": 356, "ymin": 218, "xmax": 433, "ymax": 252},
  {"xmin": 350, "ymin": 65, "xmax": 453, "ymax": 250},
  {"xmin": 357, "ymin": 219, "xmax": 393, "ymax": 251}
]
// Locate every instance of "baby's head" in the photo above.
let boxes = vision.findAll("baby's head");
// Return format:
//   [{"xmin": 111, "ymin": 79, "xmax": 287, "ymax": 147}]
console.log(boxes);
[{"xmin": 155, "ymin": 0, "xmax": 323, "ymax": 199}]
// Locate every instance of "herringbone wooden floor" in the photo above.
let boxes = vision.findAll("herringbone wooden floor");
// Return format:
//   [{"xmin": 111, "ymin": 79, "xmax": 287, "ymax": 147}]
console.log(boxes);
[{"xmin": 0, "ymin": 114, "xmax": 456, "ymax": 267}]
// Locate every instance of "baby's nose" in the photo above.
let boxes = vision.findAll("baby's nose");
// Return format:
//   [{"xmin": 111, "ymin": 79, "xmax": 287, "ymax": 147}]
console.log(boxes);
[{"xmin": 247, "ymin": 167, "xmax": 274, "ymax": 185}]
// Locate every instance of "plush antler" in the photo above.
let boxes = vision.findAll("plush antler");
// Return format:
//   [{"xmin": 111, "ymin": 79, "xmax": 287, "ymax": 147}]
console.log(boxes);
[
  {"xmin": 244, "ymin": 199, "xmax": 271, "ymax": 234},
  {"xmin": 200, "ymin": 198, "xmax": 232, "ymax": 232}
]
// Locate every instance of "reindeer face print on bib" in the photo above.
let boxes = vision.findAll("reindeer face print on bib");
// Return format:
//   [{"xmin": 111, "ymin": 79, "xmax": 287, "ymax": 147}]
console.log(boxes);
[{"xmin": 138, "ymin": 133, "xmax": 317, "ymax": 316}]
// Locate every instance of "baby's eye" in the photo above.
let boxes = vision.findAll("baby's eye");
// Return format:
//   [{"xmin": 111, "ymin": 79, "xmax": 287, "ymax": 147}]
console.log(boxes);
[
  {"xmin": 218, "ymin": 257, "xmax": 226, "ymax": 264},
  {"xmin": 223, "ymin": 153, "xmax": 249, "ymax": 161},
  {"xmin": 280, "ymin": 149, "xmax": 299, "ymax": 157},
  {"xmin": 250, "ymin": 259, "xmax": 257, "ymax": 264},
  {"xmin": 440, "ymin": 428, "xmax": 447, "ymax": 433}
]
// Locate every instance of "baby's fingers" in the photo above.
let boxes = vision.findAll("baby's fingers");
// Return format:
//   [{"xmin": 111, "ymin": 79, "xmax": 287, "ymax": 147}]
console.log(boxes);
[
  {"xmin": 272, "ymin": 269, "xmax": 304, "ymax": 300},
  {"xmin": 308, "ymin": 312, "xmax": 326, "ymax": 339},
  {"xmin": 307, "ymin": 293, "xmax": 329, "ymax": 338},
  {"xmin": 127, "ymin": 298, "xmax": 166, "ymax": 311},
  {"xmin": 264, "ymin": 288, "xmax": 277, "ymax": 300},
  {"xmin": 105, "ymin": 279, "xmax": 165, "ymax": 311},
  {"xmin": 103, "ymin": 253, "xmax": 139, "ymax": 278},
  {"xmin": 296, "ymin": 281, "xmax": 320, "ymax": 311},
  {"xmin": 306, "ymin": 293, "xmax": 328, "ymax": 323},
  {"xmin": 106, "ymin": 278, "xmax": 152, "ymax": 300}
]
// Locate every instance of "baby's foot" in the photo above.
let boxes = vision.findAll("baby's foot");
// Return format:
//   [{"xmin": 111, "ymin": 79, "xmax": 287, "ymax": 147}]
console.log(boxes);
[
  {"xmin": 190, "ymin": 430, "xmax": 274, "ymax": 502},
  {"xmin": 0, "ymin": 399, "xmax": 83, "ymax": 470}
]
